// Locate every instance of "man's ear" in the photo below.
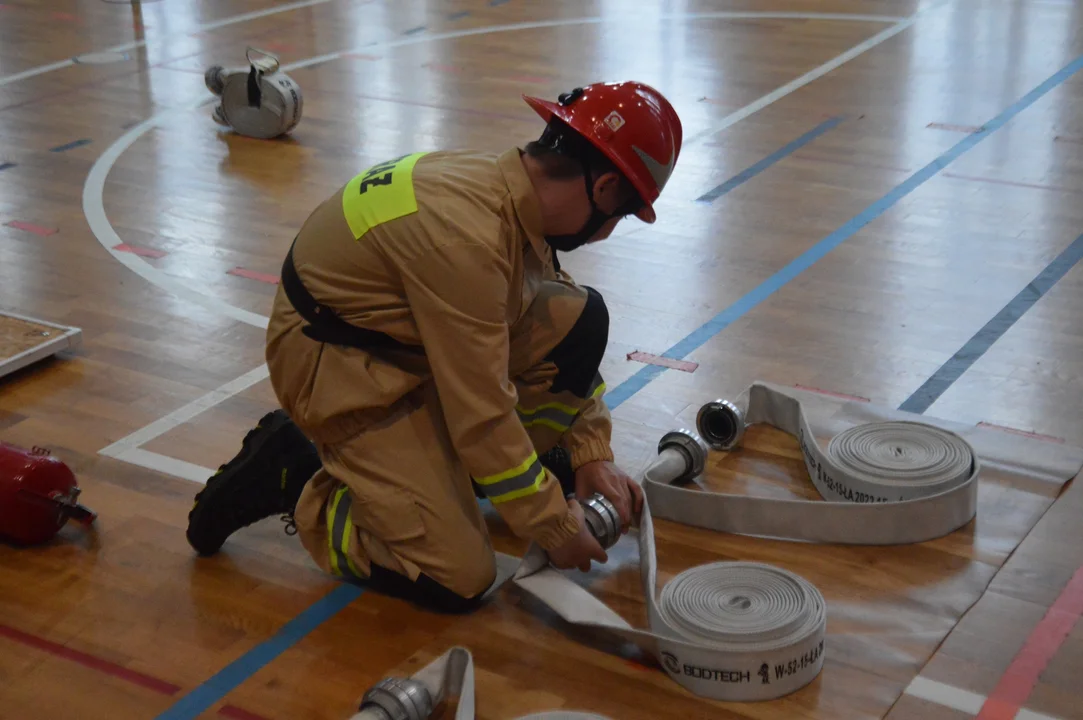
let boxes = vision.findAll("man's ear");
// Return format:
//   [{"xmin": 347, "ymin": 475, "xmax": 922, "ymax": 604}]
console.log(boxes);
[{"xmin": 591, "ymin": 170, "xmax": 623, "ymax": 203}]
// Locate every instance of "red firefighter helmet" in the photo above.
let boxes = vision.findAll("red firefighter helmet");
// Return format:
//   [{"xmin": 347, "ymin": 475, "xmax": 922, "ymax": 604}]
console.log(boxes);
[
  {"xmin": 0, "ymin": 441, "xmax": 96, "ymax": 546},
  {"xmin": 523, "ymin": 81, "xmax": 683, "ymax": 224}
]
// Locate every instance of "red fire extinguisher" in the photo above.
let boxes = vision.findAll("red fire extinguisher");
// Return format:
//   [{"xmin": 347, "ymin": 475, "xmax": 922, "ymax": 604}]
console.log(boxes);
[{"xmin": 0, "ymin": 441, "xmax": 97, "ymax": 546}]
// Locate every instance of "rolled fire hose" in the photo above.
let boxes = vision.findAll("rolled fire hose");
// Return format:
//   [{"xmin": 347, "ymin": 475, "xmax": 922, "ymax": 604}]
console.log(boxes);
[
  {"xmin": 504, "ymin": 428, "xmax": 827, "ymax": 704},
  {"xmin": 204, "ymin": 47, "xmax": 303, "ymax": 139},
  {"xmin": 348, "ymin": 499, "xmax": 622, "ymax": 720},
  {"xmin": 646, "ymin": 381, "xmax": 982, "ymax": 545},
  {"xmin": 351, "ymin": 430, "xmax": 827, "ymax": 713}
]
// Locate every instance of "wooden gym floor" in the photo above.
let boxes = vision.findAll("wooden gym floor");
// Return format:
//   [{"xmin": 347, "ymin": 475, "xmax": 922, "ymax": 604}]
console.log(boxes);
[{"xmin": 2, "ymin": 0, "xmax": 1083, "ymax": 718}]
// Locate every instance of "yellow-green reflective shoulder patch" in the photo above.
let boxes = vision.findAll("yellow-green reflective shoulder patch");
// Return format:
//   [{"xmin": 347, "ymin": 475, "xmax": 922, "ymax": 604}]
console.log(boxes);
[{"xmin": 342, "ymin": 152, "xmax": 428, "ymax": 240}]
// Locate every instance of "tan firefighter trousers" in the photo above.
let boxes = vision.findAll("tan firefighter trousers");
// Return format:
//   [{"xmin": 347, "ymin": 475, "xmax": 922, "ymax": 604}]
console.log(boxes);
[{"xmin": 264, "ymin": 279, "xmax": 605, "ymax": 601}]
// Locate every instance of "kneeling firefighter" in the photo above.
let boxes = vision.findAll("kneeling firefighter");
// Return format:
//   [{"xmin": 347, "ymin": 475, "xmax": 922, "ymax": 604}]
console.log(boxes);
[{"xmin": 186, "ymin": 81, "xmax": 683, "ymax": 613}]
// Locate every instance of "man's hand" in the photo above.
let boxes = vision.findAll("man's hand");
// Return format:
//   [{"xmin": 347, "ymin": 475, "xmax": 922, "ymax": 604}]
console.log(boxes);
[
  {"xmin": 574, "ymin": 460, "xmax": 644, "ymax": 532},
  {"xmin": 547, "ymin": 500, "xmax": 608, "ymax": 572}
]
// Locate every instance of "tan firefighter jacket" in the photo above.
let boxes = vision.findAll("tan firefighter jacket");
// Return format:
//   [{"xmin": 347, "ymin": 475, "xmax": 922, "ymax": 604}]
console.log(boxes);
[{"xmin": 279, "ymin": 148, "xmax": 615, "ymax": 550}]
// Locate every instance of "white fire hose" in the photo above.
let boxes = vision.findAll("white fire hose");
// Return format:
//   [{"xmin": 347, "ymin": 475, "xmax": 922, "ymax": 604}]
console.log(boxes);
[
  {"xmin": 648, "ymin": 381, "xmax": 981, "ymax": 545},
  {"xmin": 349, "ymin": 381, "xmax": 991, "ymax": 717},
  {"xmin": 504, "ymin": 427, "xmax": 828, "ymax": 704}
]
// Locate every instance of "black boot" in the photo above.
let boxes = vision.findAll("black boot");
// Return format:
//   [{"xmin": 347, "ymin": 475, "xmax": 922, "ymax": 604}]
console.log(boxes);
[{"xmin": 186, "ymin": 409, "xmax": 322, "ymax": 556}]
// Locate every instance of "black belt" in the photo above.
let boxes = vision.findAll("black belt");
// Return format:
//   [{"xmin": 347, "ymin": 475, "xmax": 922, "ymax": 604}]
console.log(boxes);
[{"xmin": 280, "ymin": 240, "xmax": 422, "ymax": 354}]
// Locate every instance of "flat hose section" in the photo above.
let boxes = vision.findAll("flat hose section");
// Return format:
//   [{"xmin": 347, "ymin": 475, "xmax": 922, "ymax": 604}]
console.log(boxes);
[
  {"xmin": 648, "ymin": 381, "xmax": 981, "ymax": 545},
  {"xmin": 507, "ymin": 426, "xmax": 827, "ymax": 703},
  {"xmin": 354, "ymin": 381, "xmax": 1007, "ymax": 711}
]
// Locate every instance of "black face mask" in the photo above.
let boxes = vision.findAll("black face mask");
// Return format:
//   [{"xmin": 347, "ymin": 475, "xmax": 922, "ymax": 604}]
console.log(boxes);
[
  {"xmin": 544, "ymin": 207, "xmax": 616, "ymax": 252},
  {"xmin": 544, "ymin": 160, "xmax": 644, "ymax": 253}
]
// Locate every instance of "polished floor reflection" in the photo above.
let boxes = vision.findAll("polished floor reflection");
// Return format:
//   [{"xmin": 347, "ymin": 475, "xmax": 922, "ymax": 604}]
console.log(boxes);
[{"xmin": 2, "ymin": 0, "xmax": 1083, "ymax": 718}]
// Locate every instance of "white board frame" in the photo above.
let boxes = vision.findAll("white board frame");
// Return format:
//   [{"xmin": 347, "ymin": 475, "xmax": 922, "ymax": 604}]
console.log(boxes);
[{"xmin": 0, "ymin": 311, "xmax": 83, "ymax": 380}]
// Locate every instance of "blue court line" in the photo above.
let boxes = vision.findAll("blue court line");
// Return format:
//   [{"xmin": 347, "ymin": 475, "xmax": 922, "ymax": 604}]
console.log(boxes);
[
  {"xmin": 403, "ymin": 24, "xmax": 426, "ymax": 35},
  {"xmin": 0, "ymin": 162, "xmax": 16, "ymax": 172},
  {"xmin": 605, "ymin": 52, "xmax": 1083, "ymax": 411},
  {"xmin": 153, "ymin": 583, "xmax": 363, "ymax": 720},
  {"xmin": 50, "ymin": 138, "xmax": 92, "ymax": 153},
  {"xmin": 696, "ymin": 116, "xmax": 845, "ymax": 203},
  {"xmin": 490, "ymin": 0, "xmax": 512, "ymax": 6},
  {"xmin": 447, "ymin": 10, "xmax": 471, "ymax": 20},
  {"xmin": 898, "ymin": 230, "xmax": 1083, "ymax": 415}
]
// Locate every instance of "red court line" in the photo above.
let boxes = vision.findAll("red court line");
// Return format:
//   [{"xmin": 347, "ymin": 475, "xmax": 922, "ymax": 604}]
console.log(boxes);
[
  {"xmin": 624, "ymin": 657, "xmax": 656, "ymax": 672},
  {"xmin": 928, "ymin": 121, "xmax": 983, "ymax": 133},
  {"xmin": 4, "ymin": 220, "xmax": 57, "ymax": 236},
  {"xmin": 258, "ymin": 40, "xmax": 296, "ymax": 54},
  {"xmin": 0, "ymin": 21, "xmax": 290, "ymax": 115},
  {"xmin": 977, "ymin": 421, "xmax": 1064, "ymax": 444},
  {"xmin": 789, "ymin": 153, "xmax": 911, "ymax": 174},
  {"xmin": 0, "ymin": 48, "xmax": 208, "ymax": 115},
  {"xmin": 114, "ymin": 243, "xmax": 167, "ymax": 259},
  {"xmin": 793, "ymin": 384, "xmax": 870, "ymax": 403},
  {"xmin": 0, "ymin": 623, "xmax": 272, "ymax": 719},
  {"xmin": 627, "ymin": 351, "xmax": 698, "ymax": 373},
  {"xmin": 941, "ymin": 172, "xmax": 1080, "ymax": 194},
  {"xmin": 976, "ymin": 565, "xmax": 1083, "ymax": 719},
  {"xmin": 352, "ymin": 91, "xmax": 532, "ymax": 122},
  {"xmin": 154, "ymin": 65, "xmax": 208, "ymax": 76},
  {"xmin": 423, "ymin": 62, "xmax": 464, "ymax": 73},
  {"xmin": 227, "ymin": 267, "xmax": 279, "ymax": 284},
  {"xmin": 218, "ymin": 705, "xmax": 273, "ymax": 720},
  {"xmin": 0, "ymin": 623, "xmax": 182, "ymax": 695},
  {"xmin": 506, "ymin": 74, "xmax": 548, "ymax": 84}
]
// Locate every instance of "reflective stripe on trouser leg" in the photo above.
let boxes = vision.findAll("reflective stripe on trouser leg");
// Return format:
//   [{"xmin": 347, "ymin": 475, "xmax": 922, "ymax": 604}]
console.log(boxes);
[{"xmin": 326, "ymin": 484, "xmax": 365, "ymax": 580}]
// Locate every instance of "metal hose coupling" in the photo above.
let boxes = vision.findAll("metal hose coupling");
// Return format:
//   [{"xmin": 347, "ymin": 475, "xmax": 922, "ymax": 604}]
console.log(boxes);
[
  {"xmin": 204, "ymin": 66, "xmax": 226, "ymax": 95},
  {"xmin": 695, "ymin": 399, "xmax": 746, "ymax": 451},
  {"xmin": 579, "ymin": 493, "xmax": 621, "ymax": 549},
  {"xmin": 353, "ymin": 677, "xmax": 432, "ymax": 720},
  {"xmin": 658, "ymin": 428, "xmax": 709, "ymax": 481}
]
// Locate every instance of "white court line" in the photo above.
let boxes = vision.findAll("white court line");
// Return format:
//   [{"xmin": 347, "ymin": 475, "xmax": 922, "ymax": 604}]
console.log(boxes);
[
  {"xmin": 904, "ymin": 676, "xmax": 1062, "ymax": 720},
  {"xmin": 684, "ymin": 15, "xmax": 920, "ymax": 145},
  {"xmin": 83, "ymin": 11, "xmax": 911, "ymax": 332},
  {"xmin": 85, "ymin": 10, "xmax": 928, "ymax": 481},
  {"xmin": 97, "ymin": 364, "xmax": 269, "ymax": 483},
  {"xmin": 684, "ymin": 2, "xmax": 943, "ymax": 144},
  {"xmin": 112, "ymin": 448, "xmax": 218, "ymax": 485},
  {"xmin": 0, "ymin": 0, "xmax": 341, "ymax": 88},
  {"xmin": 99, "ymin": 364, "xmax": 269, "ymax": 457},
  {"xmin": 76, "ymin": 10, "xmax": 1064, "ymax": 712}
]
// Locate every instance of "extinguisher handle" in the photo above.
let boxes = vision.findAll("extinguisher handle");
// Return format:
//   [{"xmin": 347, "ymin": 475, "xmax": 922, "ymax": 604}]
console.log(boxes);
[{"xmin": 67, "ymin": 503, "xmax": 97, "ymax": 526}]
